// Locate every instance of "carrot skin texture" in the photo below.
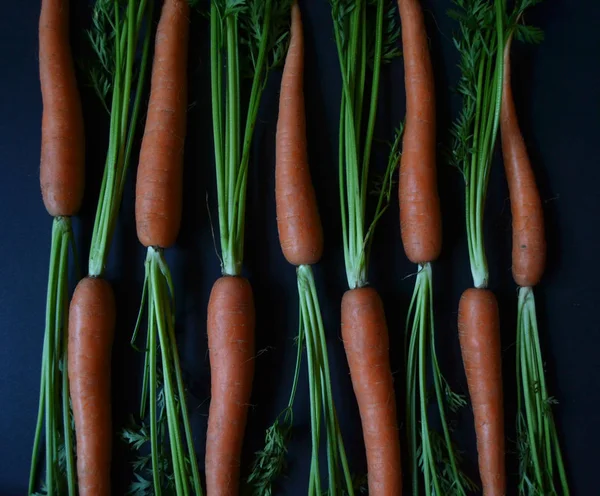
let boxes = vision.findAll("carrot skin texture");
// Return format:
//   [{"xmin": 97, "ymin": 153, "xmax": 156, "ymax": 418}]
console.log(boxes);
[
  {"xmin": 341, "ymin": 287, "xmax": 402, "ymax": 495},
  {"xmin": 206, "ymin": 276, "xmax": 255, "ymax": 496},
  {"xmin": 68, "ymin": 277, "xmax": 116, "ymax": 496},
  {"xmin": 397, "ymin": 0, "xmax": 441, "ymax": 265},
  {"xmin": 458, "ymin": 288, "xmax": 505, "ymax": 496},
  {"xmin": 275, "ymin": 3, "xmax": 323, "ymax": 266},
  {"xmin": 501, "ymin": 41, "xmax": 546, "ymax": 288},
  {"xmin": 135, "ymin": 0, "xmax": 189, "ymax": 249},
  {"xmin": 39, "ymin": 0, "xmax": 85, "ymax": 217}
]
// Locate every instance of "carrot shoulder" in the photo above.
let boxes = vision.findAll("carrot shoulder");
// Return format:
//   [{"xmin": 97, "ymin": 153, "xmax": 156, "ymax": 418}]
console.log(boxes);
[
  {"xmin": 39, "ymin": 0, "xmax": 85, "ymax": 217},
  {"xmin": 275, "ymin": 2, "xmax": 323, "ymax": 267},
  {"xmin": 501, "ymin": 39, "xmax": 546, "ymax": 288},
  {"xmin": 397, "ymin": 0, "xmax": 440, "ymax": 265},
  {"xmin": 68, "ymin": 276, "xmax": 116, "ymax": 496},
  {"xmin": 458, "ymin": 288, "xmax": 504, "ymax": 496},
  {"xmin": 206, "ymin": 275, "xmax": 255, "ymax": 496},
  {"xmin": 342, "ymin": 287, "xmax": 402, "ymax": 495},
  {"xmin": 135, "ymin": 0, "xmax": 189, "ymax": 249}
]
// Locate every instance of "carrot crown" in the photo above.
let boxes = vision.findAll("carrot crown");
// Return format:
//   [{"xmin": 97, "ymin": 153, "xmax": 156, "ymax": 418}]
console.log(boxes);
[
  {"xmin": 210, "ymin": 0, "xmax": 293, "ymax": 276},
  {"xmin": 331, "ymin": 0, "xmax": 403, "ymax": 290},
  {"xmin": 85, "ymin": 0, "xmax": 154, "ymax": 277}
]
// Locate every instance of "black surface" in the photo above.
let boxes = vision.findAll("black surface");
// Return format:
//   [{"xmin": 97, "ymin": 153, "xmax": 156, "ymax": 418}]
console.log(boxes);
[{"xmin": 1, "ymin": 1, "xmax": 599, "ymax": 494}]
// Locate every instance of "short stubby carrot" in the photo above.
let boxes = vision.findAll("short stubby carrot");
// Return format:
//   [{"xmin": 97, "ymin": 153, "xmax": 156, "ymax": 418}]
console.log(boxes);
[
  {"xmin": 275, "ymin": 2, "xmax": 323, "ymax": 267},
  {"xmin": 135, "ymin": 0, "xmax": 189, "ymax": 249},
  {"xmin": 341, "ymin": 287, "xmax": 402, "ymax": 495},
  {"xmin": 39, "ymin": 0, "xmax": 85, "ymax": 217},
  {"xmin": 458, "ymin": 288, "xmax": 504, "ymax": 496},
  {"xmin": 501, "ymin": 38, "xmax": 546, "ymax": 288},
  {"xmin": 397, "ymin": 0, "xmax": 440, "ymax": 265},
  {"xmin": 68, "ymin": 276, "xmax": 116, "ymax": 496},
  {"xmin": 206, "ymin": 275, "xmax": 255, "ymax": 496}
]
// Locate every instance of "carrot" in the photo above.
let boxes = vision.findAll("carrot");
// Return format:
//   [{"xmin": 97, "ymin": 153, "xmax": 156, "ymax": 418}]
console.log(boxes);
[
  {"xmin": 502, "ymin": 36, "xmax": 569, "ymax": 495},
  {"xmin": 501, "ymin": 38, "xmax": 546, "ymax": 288},
  {"xmin": 39, "ymin": 0, "xmax": 85, "ymax": 217},
  {"xmin": 341, "ymin": 287, "xmax": 402, "ymax": 495},
  {"xmin": 136, "ymin": 0, "xmax": 189, "ymax": 250},
  {"xmin": 458, "ymin": 288, "xmax": 504, "ymax": 496},
  {"xmin": 68, "ymin": 276, "xmax": 116, "ymax": 496},
  {"xmin": 206, "ymin": 275, "xmax": 255, "ymax": 496},
  {"xmin": 397, "ymin": 0, "xmax": 441, "ymax": 265},
  {"xmin": 275, "ymin": 2, "xmax": 323, "ymax": 267}
]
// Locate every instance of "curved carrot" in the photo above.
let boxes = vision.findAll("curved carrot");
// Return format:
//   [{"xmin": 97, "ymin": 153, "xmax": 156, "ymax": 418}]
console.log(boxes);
[
  {"xmin": 458, "ymin": 288, "xmax": 504, "ymax": 496},
  {"xmin": 501, "ymin": 38, "xmax": 546, "ymax": 288},
  {"xmin": 68, "ymin": 276, "xmax": 116, "ymax": 496},
  {"xmin": 135, "ymin": 0, "xmax": 189, "ymax": 249},
  {"xmin": 341, "ymin": 287, "xmax": 402, "ymax": 495},
  {"xmin": 39, "ymin": 0, "xmax": 85, "ymax": 217},
  {"xmin": 397, "ymin": 0, "xmax": 440, "ymax": 265},
  {"xmin": 206, "ymin": 275, "xmax": 255, "ymax": 496},
  {"xmin": 275, "ymin": 2, "xmax": 323, "ymax": 267}
]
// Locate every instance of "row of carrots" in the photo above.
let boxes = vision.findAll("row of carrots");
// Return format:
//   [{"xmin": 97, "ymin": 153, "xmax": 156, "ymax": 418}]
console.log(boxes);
[{"xmin": 31, "ymin": 0, "xmax": 567, "ymax": 495}]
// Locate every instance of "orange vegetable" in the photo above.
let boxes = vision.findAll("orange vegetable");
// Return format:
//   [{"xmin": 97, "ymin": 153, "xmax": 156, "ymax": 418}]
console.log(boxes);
[
  {"xmin": 68, "ymin": 277, "xmax": 116, "ymax": 496},
  {"xmin": 205, "ymin": 275, "xmax": 255, "ymax": 496},
  {"xmin": 39, "ymin": 0, "xmax": 85, "ymax": 217},
  {"xmin": 342, "ymin": 287, "xmax": 402, "ymax": 495},
  {"xmin": 458, "ymin": 288, "xmax": 504, "ymax": 496}
]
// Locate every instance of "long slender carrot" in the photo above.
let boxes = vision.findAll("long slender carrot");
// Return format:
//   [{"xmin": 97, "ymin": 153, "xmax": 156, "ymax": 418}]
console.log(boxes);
[
  {"xmin": 136, "ymin": 0, "xmax": 189, "ymax": 250},
  {"xmin": 39, "ymin": 0, "xmax": 85, "ymax": 217},
  {"xmin": 275, "ymin": 2, "xmax": 323, "ymax": 267},
  {"xmin": 248, "ymin": 4, "xmax": 353, "ymax": 493},
  {"xmin": 398, "ymin": 1, "xmax": 473, "ymax": 494},
  {"xmin": 30, "ymin": 2, "xmax": 84, "ymax": 494},
  {"xmin": 397, "ymin": 0, "xmax": 441, "ymax": 265},
  {"xmin": 502, "ymin": 36, "xmax": 569, "ymax": 495},
  {"xmin": 458, "ymin": 288, "xmax": 504, "ymax": 496},
  {"xmin": 342, "ymin": 287, "xmax": 402, "ymax": 495},
  {"xmin": 500, "ymin": 37, "xmax": 545, "ymax": 289},
  {"xmin": 131, "ymin": 1, "xmax": 202, "ymax": 493},
  {"xmin": 68, "ymin": 276, "xmax": 116, "ymax": 496},
  {"xmin": 206, "ymin": 275, "xmax": 255, "ymax": 496}
]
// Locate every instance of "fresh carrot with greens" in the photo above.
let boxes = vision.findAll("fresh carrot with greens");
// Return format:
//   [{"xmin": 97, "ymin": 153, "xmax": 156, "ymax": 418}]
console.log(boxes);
[
  {"xmin": 501, "ymin": 33, "xmax": 569, "ymax": 496},
  {"xmin": 330, "ymin": 0, "xmax": 403, "ymax": 493},
  {"xmin": 127, "ymin": 1, "xmax": 202, "ymax": 494},
  {"xmin": 248, "ymin": 4, "xmax": 353, "ymax": 494},
  {"xmin": 397, "ymin": 1, "xmax": 474, "ymax": 494},
  {"xmin": 67, "ymin": 1, "xmax": 154, "ymax": 493},
  {"xmin": 29, "ymin": 2, "xmax": 83, "ymax": 494},
  {"xmin": 449, "ymin": 1, "xmax": 546, "ymax": 494},
  {"xmin": 449, "ymin": 1, "xmax": 506, "ymax": 493},
  {"xmin": 207, "ymin": 2, "xmax": 293, "ymax": 494}
]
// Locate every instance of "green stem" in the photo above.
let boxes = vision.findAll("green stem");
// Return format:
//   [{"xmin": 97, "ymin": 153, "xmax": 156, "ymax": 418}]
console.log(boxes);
[{"xmin": 148, "ymin": 290, "xmax": 161, "ymax": 495}]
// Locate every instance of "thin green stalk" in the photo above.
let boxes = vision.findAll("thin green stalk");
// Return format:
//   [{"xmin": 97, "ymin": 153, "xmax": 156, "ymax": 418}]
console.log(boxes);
[
  {"xmin": 88, "ymin": 0, "xmax": 153, "ymax": 277},
  {"xmin": 360, "ymin": 0, "xmax": 384, "ymax": 218},
  {"xmin": 211, "ymin": 4, "xmax": 227, "ymax": 261},
  {"xmin": 517, "ymin": 287, "xmax": 569, "ymax": 495},
  {"xmin": 301, "ymin": 287, "xmax": 322, "ymax": 495},
  {"xmin": 148, "ymin": 291, "xmax": 162, "ymax": 496}
]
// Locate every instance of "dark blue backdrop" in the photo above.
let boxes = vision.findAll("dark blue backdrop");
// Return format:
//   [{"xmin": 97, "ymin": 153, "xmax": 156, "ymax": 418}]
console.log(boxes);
[{"xmin": 1, "ymin": 1, "xmax": 599, "ymax": 494}]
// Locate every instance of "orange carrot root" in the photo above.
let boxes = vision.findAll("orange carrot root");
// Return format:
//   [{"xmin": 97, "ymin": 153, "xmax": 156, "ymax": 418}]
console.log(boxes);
[
  {"xmin": 68, "ymin": 276, "xmax": 116, "ymax": 496},
  {"xmin": 501, "ymin": 39, "xmax": 546, "ymax": 288},
  {"xmin": 397, "ymin": 0, "xmax": 441, "ymax": 265},
  {"xmin": 39, "ymin": 0, "xmax": 85, "ymax": 217},
  {"xmin": 135, "ymin": 0, "xmax": 190, "ymax": 249},
  {"xmin": 458, "ymin": 288, "xmax": 505, "ymax": 496},
  {"xmin": 341, "ymin": 287, "xmax": 402, "ymax": 495},
  {"xmin": 206, "ymin": 275, "xmax": 255, "ymax": 496},
  {"xmin": 275, "ymin": 2, "xmax": 323, "ymax": 267}
]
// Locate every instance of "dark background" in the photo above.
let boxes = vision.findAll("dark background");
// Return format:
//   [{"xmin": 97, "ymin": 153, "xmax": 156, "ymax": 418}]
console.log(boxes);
[{"xmin": 1, "ymin": 0, "xmax": 599, "ymax": 494}]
